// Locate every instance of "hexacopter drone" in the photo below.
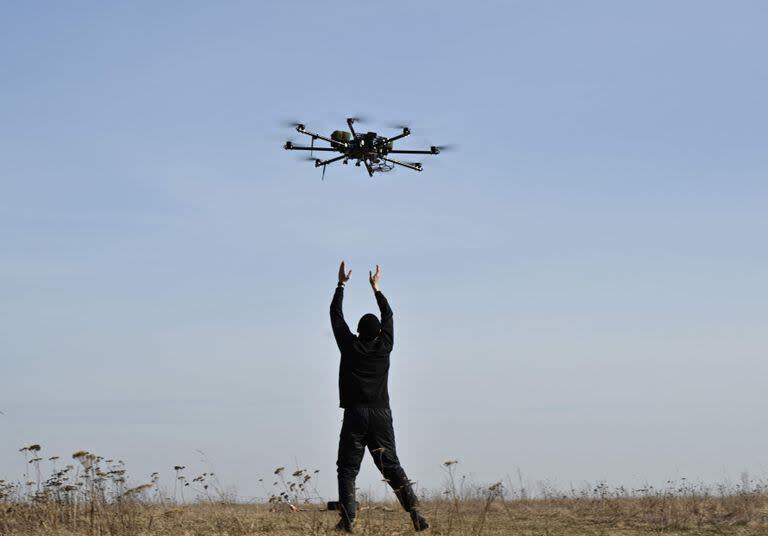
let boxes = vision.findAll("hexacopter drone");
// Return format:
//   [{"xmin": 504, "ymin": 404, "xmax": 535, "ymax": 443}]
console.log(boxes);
[{"xmin": 283, "ymin": 117, "xmax": 447, "ymax": 178}]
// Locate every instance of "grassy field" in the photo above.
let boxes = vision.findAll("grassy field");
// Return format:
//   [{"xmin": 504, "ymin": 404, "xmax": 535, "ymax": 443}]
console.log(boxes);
[
  {"xmin": 3, "ymin": 446, "xmax": 768, "ymax": 535},
  {"xmin": 2, "ymin": 495, "xmax": 768, "ymax": 535}
]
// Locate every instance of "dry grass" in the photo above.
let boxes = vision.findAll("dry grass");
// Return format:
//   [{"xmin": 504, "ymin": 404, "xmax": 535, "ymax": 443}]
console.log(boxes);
[
  {"xmin": 2, "ymin": 496, "xmax": 768, "ymax": 535},
  {"xmin": 2, "ymin": 445, "xmax": 768, "ymax": 535}
]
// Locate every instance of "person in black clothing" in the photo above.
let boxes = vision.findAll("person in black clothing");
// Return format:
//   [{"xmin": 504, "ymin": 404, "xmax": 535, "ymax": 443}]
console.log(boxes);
[{"xmin": 330, "ymin": 261, "xmax": 429, "ymax": 533}]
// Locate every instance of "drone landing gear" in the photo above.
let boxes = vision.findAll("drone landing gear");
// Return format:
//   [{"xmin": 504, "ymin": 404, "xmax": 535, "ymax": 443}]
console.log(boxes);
[
  {"xmin": 314, "ymin": 154, "xmax": 346, "ymax": 181},
  {"xmin": 380, "ymin": 156, "xmax": 422, "ymax": 172}
]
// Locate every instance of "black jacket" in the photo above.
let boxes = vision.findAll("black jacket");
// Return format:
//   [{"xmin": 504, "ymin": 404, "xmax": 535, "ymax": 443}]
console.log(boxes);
[{"xmin": 330, "ymin": 286, "xmax": 393, "ymax": 408}]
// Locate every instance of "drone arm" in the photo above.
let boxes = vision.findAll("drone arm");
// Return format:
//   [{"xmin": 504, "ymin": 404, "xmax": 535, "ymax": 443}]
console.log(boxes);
[
  {"xmin": 386, "ymin": 128, "xmax": 410, "ymax": 144},
  {"xmin": 387, "ymin": 148, "xmax": 439, "ymax": 155},
  {"xmin": 315, "ymin": 154, "xmax": 347, "ymax": 167},
  {"xmin": 284, "ymin": 143, "xmax": 338, "ymax": 152},
  {"xmin": 380, "ymin": 156, "xmax": 422, "ymax": 172},
  {"xmin": 297, "ymin": 127, "xmax": 347, "ymax": 148},
  {"xmin": 346, "ymin": 118, "xmax": 357, "ymax": 137}
]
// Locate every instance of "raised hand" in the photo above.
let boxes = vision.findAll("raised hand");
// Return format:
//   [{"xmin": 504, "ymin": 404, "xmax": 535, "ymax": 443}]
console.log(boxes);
[
  {"xmin": 369, "ymin": 264, "xmax": 381, "ymax": 292},
  {"xmin": 338, "ymin": 261, "xmax": 352, "ymax": 285}
]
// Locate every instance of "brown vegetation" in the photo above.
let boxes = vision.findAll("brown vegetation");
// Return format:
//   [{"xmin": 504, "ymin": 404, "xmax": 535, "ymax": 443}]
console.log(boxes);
[
  {"xmin": 2, "ymin": 444, "xmax": 767, "ymax": 535},
  {"xmin": 3, "ymin": 495, "xmax": 768, "ymax": 535}
]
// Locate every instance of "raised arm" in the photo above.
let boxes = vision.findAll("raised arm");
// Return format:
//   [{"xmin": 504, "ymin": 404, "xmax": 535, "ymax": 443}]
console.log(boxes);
[
  {"xmin": 330, "ymin": 261, "xmax": 354, "ymax": 350},
  {"xmin": 369, "ymin": 265, "xmax": 393, "ymax": 349}
]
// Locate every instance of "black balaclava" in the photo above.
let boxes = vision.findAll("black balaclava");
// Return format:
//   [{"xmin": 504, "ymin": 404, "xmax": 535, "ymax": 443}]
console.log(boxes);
[{"xmin": 357, "ymin": 313, "xmax": 381, "ymax": 340}]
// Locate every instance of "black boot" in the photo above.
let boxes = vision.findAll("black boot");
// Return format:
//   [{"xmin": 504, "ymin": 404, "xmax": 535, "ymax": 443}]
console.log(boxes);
[
  {"xmin": 410, "ymin": 509, "xmax": 429, "ymax": 532},
  {"xmin": 394, "ymin": 482, "xmax": 428, "ymax": 531},
  {"xmin": 337, "ymin": 475, "xmax": 357, "ymax": 533},
  {"xmin": 393, "ymin": 481, "xmax": 419, "ymax": 513},
  {"xmin": 334, "ymin": 515, "xmax": 355, "ymax": 533}
]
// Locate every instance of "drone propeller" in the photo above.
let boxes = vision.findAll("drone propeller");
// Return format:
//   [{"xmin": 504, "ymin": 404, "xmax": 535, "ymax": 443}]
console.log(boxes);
[
  {"xmin": 386, "ymin": 122, "xmax": 410, "ymax": 130},
  {"xmin": 280, "ymin": 119, "xmax": 304, "ymax": 128},
  {"xmin": 280, "ymin": 118, "xmax": 318, "ymax": 132},
  {"xmin": 296, "ymin": 155, "xmax": 328, "ymax": 179},
  {"xmin": 347, "ymin": 115, "xmax": 369, "ymax": 124},
  {"xmin": 431, "ymin": 144, "xmax": 458, "ymax": 153}
]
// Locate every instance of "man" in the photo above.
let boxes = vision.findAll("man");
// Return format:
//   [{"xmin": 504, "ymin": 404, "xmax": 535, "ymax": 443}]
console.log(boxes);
[{"xmin": 330, "ymin": 261, "xmax": 429, "ymax": 533}]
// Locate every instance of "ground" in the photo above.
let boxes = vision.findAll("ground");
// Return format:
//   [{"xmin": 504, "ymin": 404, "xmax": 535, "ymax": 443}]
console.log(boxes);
[{"xmin": 2, "ymin": 495, "xmax": 768, "ymax": 535}]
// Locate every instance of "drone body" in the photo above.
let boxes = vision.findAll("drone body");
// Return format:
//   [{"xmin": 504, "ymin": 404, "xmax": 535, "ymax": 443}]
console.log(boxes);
[{"xmin": 283, "ymin": 118, "xmax": 444, "ymax": 178}]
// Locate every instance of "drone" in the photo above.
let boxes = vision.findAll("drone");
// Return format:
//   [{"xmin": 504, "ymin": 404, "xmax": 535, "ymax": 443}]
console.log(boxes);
[{"xmin": 283, "ymin": 117, "xmax": 448, "ymax": 178}]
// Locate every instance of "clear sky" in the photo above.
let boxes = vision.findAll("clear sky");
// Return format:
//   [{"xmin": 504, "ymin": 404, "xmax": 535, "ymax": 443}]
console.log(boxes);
[{"xmin": 1, "ymin": 1, "xmax": 767, "ymax": 500}]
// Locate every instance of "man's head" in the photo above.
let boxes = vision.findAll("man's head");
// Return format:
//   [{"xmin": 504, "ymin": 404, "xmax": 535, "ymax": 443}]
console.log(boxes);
[{"xmin": 357, "ymin": 313, "xmax": 381, "ymax": 340}]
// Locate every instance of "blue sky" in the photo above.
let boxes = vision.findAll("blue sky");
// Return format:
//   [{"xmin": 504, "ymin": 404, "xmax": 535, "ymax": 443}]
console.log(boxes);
[{"xmin": 1, "ymin": 1, "xmax": 767, "ymax": 499}]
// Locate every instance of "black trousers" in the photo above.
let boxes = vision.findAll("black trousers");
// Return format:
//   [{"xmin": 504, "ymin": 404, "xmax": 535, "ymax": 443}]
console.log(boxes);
[{"xmin": 336, "ymin": 407, "xmax": 418, "ymax": 521}]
